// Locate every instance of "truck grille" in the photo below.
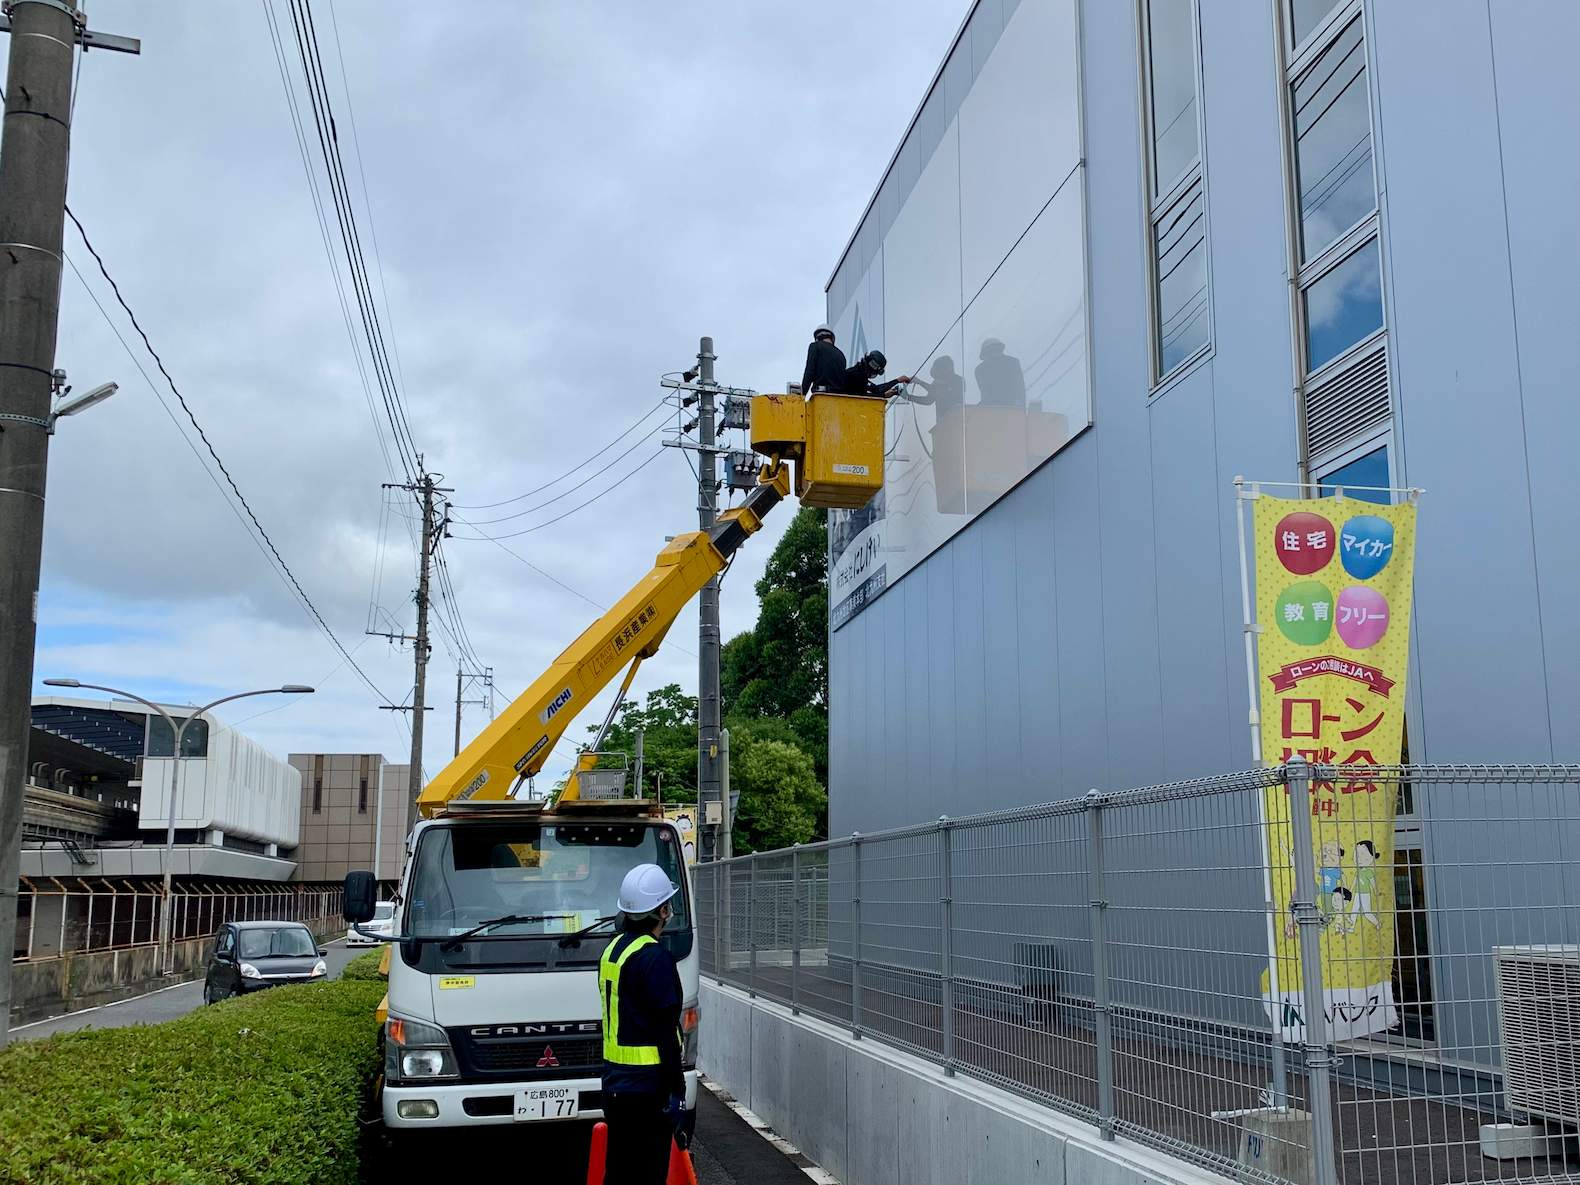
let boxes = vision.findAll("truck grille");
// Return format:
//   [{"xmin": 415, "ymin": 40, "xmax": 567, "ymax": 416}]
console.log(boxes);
[{"xmin": 453, "ymin": 1031, "xmax": 602, "ymax": 1078}]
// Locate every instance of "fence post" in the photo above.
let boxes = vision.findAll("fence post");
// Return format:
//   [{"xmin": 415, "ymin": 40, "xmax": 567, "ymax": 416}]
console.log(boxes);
[
  {"xmin": 1086, "ymin": 790, "xmax": 1115, "ymax": 1140},
  {"xmin": 712, "ymin": 863, "xmax": 724, "ymax": 985},
  {"xmin": 939, "ymin": 816, "xmax": 955, "ymax": 1074},
  {"xmin": 851, "ymin": 833, "xmax": 863, "ymax": 1040},
  {"xmin": 790, "ymin": 846, "xmax": 802, "ymax": 1015},
  {"xmin": 747, "ymin": 857, "xmax": 758, "ymax": 999},
  {"xmin": 1286, "ymin": 758, "xmax": 1339, "ymax": 1185}
]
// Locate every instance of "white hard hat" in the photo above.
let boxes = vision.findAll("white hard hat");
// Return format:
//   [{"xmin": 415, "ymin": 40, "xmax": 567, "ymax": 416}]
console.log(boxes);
[{"xmin": 618, "ymin": 863, "xmax": 678, "ymax": 915}]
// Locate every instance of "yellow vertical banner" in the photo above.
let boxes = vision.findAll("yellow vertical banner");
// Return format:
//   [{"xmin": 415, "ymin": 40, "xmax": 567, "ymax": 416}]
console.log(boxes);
[{"xmin": 1253, "ymin": 491, "xmax": 1418, "ymax": 1041}]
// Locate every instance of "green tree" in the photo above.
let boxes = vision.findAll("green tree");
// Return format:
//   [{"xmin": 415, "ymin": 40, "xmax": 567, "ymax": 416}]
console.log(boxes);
[
  {"xmin": 729, "ymin": 730, "xmax": 826, "ymax": 854},
  {"xmin": 722, "ymin": 506, "xmax": 829, "ymax": 781},
  {"xmin": 587, "ymin": 683, "xmax": 698, "ymax": 802}
]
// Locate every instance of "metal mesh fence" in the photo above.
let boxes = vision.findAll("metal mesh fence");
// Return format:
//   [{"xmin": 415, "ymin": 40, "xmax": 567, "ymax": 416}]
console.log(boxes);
[{"xmin": 699, "ymin": 762, "xmax": 1580, "ymax": 1185}]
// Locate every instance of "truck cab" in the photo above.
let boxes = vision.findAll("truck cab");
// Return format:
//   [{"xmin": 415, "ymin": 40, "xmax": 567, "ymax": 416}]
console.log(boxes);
[{"xmin": 352, "ymin": 800, "xmax": 699, "ymax": 1132}]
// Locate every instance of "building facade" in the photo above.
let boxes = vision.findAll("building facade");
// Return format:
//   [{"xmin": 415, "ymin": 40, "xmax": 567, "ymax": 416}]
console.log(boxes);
[
  {"xmin": 287, "ymin": 753, "xmax": 411, "ymax": 886},
  {"xmin": 825, "ymin": 0, "xmax": 1577, "ymax": 1059},
  {"xmin": 25, "ymin": 696, "xmax": 300, "ymax": 880}
]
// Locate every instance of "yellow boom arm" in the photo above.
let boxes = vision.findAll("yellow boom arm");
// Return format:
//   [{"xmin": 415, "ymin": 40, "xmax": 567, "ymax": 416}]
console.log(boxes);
[
  {"xmin": 416, "ymin": 388, "xmax": 885, "ymax": 817},
  {"xmin": 417, "ymin": 465, "xmax": 791, "ymax": 815}
]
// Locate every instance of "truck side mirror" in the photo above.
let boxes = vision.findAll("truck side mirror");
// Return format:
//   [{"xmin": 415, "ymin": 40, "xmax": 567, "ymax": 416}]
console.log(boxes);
[{"xmin": 343, "ymin": 870, "xmax": 377, "ymax": 923}]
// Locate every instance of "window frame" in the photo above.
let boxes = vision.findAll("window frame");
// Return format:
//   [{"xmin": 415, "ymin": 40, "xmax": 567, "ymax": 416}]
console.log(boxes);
[
  {"xmin": 1283, "ymin": 2, "xmax": 1387, "ymax": 385},
  {"xmin": 1289, "ymin": 11, "xmax": 1378, "ymax": 268},
  {"xmin": 1137, "ymin": 0, "xmax": 1214, "ymax": 389}
]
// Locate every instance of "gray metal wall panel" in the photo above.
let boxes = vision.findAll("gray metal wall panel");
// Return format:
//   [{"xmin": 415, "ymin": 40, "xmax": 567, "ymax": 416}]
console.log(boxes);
[
  {"xmin": 1486, "ymin": 3, "xmax": 1580, "ymax": 761},
  {"xmin": 1082, "ymin": 0, "xmax": 1165, "ymax": 795},
  {"xmin": 1148, "ymin": 374, "xmax": 1236, "ymax": 780},
  {"xmin": 925, "ymin": 557, "xmax": 960, "ymax": 820},
  {"xmin": 1050, "ymin": 436, "xmax": 1109, "ymax": 795},
  {"xmin": 1012, "ymin": 464, "xmax": 1062, "ymax": 794},
  {"xmin": 979, "ymin": 507, "xmax": 1025, "ymax": 797},
  {"xmin": 1370, "ymin": 2, "xmax": 1551, "ymax": 763},
  {"xmin": 952, "ymin": 530, "xmax": 990, "ymax": 802},
  {"xmin": 1196, "ymin": 0, "xmax": 1304, "ymax": 768}
]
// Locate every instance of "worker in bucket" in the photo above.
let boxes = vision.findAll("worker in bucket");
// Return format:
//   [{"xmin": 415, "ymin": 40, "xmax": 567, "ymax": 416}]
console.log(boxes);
[
  {"xmin": 801, "ymin": 325, "xmax": 847, "ymax": 394},
  {"xmin": 599, "ymin": 863, "xmax": 687, "ymax": 1183},
  {"xmin": 837, "ymin": 349, "xmax": 911, "ymax": 398}
]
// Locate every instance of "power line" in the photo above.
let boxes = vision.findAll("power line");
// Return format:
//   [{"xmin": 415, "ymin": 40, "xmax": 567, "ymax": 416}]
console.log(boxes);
[
  {"xmin": 453, "ymin": 397, "xmax": 671, "ymax": 509},
  {"xmin": 450, "ymin": 448, "xmax": 667, "ymax": 542},
  {"xmin": 62, "ymin": 210, "xmax": 397, "ymax": 709},
  {"xmin": 461, "ymin": 421, "xmax": 668, "ymax": 526}
]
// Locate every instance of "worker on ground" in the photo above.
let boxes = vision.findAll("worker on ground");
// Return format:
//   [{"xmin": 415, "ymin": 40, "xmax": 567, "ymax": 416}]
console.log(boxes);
[
  {"xmin": 801, "ymin": 325, "xmax": 847, "ymax": 394},
  {"xmin": 599, "ymin": 863, "xmax": 686, "ymax": 1185},
  {"xmin": 837, "ymin": 349, "xmax": 911, "ymax": 398}
]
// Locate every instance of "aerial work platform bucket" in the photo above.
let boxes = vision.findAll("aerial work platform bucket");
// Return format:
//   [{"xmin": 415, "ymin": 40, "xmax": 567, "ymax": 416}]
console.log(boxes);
[{"xmin": 749, "ymin": 391, "xmax": 883, "ymax": 509}]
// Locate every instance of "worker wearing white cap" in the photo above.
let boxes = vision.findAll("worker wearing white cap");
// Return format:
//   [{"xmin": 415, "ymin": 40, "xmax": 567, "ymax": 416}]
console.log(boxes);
[{"xmin": 598, "ymin": 863, "xmax": 685, "ymax": 1184}]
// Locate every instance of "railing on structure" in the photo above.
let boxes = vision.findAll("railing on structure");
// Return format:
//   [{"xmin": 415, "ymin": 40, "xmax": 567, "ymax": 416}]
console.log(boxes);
[
  {"xmin": 13, "ymin": 879, "xmax": 347, "ymax": 962},
  {"xmin": 695, "ymin": 762, "xmax": 1580, "ymax": 1185}
]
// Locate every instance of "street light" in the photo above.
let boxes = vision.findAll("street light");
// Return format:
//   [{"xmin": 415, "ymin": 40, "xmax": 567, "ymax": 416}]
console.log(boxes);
[{"xmin": 41, "ymin": 679, "xmax": 313, "ymax": 973}]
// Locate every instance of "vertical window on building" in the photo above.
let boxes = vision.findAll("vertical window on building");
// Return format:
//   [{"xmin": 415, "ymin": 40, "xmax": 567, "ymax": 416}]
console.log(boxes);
[
  {"xmin": 1292, "ymin": 16, "xmax": 1373, "ymax": 262},
  {"xmin": 312, "ymin": 754, "xmax": 323, "ymax": 815},
  {"xmin": 1288, "ymin": 0, "xmax": 1343, "ymax": 55},
  {"xmin": 1140, "ymin": 0, "xmax": 1210, "ymax": 383},
  {"xmin": 358, "ymin": 755, "xmax": 370, "ymax": 814}
]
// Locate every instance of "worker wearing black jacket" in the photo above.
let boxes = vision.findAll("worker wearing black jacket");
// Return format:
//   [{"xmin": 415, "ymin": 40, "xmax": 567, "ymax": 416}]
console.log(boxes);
[
  {"xmin": 801, "ymin": 325, "xmax": 847, "ymax": 394},
  {"xmin": 838, "ymin": 349, "xmax": 911, "ymax": 398},
  {"xmin": 599, "ymin": 864, "xmax": 686, "ymax": 1185}
]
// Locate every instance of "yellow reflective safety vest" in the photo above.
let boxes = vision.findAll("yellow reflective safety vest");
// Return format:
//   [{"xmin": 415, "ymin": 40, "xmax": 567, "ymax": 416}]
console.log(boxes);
[{"xmin": 599, "ymin": 933, "xmax": 661, "ymax": 1066}]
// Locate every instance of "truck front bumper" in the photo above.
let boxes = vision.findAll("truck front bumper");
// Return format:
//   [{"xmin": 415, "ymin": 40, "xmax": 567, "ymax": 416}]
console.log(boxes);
[{"xmin": 382, "ymin": 1068, "xmax": 699, "ymax": 1129}]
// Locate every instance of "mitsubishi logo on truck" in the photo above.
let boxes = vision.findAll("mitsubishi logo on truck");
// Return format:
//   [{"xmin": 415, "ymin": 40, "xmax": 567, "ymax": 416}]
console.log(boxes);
[
  {"xmin": 539, "ymin": 687, "xmax": 573, "ymax": 725},
  {"xmin": 536, "ymin": 1046, "xmax": 560, "ymax": 1068}
]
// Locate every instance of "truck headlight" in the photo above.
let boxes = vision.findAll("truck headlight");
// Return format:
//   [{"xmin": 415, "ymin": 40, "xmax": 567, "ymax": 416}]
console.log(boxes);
[
  {"xmin": 239, "ymin": 962, "xmax": 262, "ymax": 980},
  {"xmin": 386, "ymin": 1015, "xmax": 459, "ymax": 1081},
  {"xmin": 681, "ymin": 1001, "xmax": 701, "ymax": 1066},
  {"xmin": 311, "ymin": 960, "xmax": 328, "ymax": 978}
]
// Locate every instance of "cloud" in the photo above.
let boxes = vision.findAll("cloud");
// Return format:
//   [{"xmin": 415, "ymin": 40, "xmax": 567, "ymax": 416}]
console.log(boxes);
[{"xmin": 38, "ymin": 0, "xmax": 964, "ymax": 786}]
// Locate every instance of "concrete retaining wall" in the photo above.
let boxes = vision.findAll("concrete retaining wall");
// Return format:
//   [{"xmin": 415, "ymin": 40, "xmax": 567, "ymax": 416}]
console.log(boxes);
[
  {"xmin": 699, "ymin": 980, "xmax": 1234, "ymax": 1185},
  {"xmin": 9, "ymin": 922, "xmax": 340, "ymax": 1024}
]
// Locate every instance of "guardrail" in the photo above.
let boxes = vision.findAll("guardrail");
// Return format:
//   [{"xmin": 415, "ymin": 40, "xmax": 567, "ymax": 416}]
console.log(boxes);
[{"xmin": 696, "ymin": 762, "xmax": 1580, "ymax": 1185}]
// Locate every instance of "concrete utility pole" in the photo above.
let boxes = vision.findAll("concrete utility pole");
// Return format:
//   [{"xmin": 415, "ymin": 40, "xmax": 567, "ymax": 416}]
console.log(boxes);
[
  {"xmin": 695, "ymin": 337, "xmax": 722, "ymax": 863},
  {"xmin": 453, "ymin": 665, "xmax": 490, "ymax": 757},
  {"xmin": 376, "ymin": 465, "xmax": 451, "ymax": 800},
  {"xmin": 0, "ymin": 1, "xmax": 137, "ymax": 1045}
]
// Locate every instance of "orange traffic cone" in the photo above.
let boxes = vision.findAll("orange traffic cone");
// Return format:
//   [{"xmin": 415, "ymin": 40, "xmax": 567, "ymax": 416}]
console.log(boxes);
[
  {"xmin": 584, "ymin": 1121, "xmax": 608, "ymax": 1185},
  {"xmin": 666, "ymin": 1137, "xmax": 699, "ymax": 1185}
]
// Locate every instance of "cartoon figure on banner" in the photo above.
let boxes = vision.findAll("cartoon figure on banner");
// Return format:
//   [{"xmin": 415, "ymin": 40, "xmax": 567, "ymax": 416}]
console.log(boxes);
[{"xmin": 1349, "ymin": 840, "xmax": 1381, "ymax": 931}]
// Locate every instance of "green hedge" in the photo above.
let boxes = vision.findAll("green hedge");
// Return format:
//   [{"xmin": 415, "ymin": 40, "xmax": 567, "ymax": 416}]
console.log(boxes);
[
  {"xmin": 0, "ymin": 977, "xmax": 385, "ymax": 1185},
  {"xmin": 339, "ymin": 950, "xmax": 386, "ymax": 982}
]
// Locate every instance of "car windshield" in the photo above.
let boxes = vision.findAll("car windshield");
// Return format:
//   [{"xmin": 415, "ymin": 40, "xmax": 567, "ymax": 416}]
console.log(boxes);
[
  {"xmin": 406, "ymin": 820, "xmax": 690, "ymax": 940},
  {"xmin": 373, "ymin": 903, "xmax": 395, "ymax": 921},
  {"xmin": 237, "ymin": 926, "xmax": 317, "ymax": 959}
]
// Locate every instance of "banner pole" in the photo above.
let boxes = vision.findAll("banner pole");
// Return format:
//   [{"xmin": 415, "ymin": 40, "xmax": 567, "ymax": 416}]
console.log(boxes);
[{"xmin": 1237, "ymin": 476, "xmax": 1288, "ymax": 1108}]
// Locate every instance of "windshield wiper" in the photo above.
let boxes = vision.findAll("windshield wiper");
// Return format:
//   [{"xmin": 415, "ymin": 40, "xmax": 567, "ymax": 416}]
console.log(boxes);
[
  {"xmin": 557, "ymin": 914, "xmax": 618, "ymax": 948},
  {"xmin": 440, "ymin": 913, "xmax": 575, "ymax": 951}
]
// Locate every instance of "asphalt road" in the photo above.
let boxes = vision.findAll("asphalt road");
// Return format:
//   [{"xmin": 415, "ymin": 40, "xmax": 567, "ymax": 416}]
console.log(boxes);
[{"xmin": 11, "ymin": 938, "xmax": 364, "ymax": 1041}]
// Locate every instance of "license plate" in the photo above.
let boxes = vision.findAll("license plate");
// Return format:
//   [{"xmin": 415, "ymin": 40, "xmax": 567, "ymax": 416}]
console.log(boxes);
[{"xmin": 514, "ymin": 1085, "xmax": 580, "ymax": 1121}]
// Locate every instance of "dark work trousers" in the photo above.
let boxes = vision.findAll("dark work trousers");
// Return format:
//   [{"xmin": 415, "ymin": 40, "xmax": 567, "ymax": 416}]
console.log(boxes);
[{"xmin": 603, "ymin": 1090, "xmax": 672, "ymax": 1185}]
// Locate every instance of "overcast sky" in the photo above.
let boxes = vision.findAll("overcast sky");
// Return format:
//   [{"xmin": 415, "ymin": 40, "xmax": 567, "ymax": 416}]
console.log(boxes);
[{"xmin": 32, "ymin": 1, "xmax": 964, "ymax": 786}]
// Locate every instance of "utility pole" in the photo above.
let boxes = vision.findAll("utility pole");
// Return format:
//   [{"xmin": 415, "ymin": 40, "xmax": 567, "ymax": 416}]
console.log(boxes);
[
  {"xmin": 453, "ymin": 665, "xmax": 490, "ymax": 757},
  {"xmin": 694, "ymin": 337, "xmax": 722, "ymax": 863},
  {"xmin": 0, "ymin": 2, "xmax": 137, "ymax": 1046},
  {"xmin": 375, "ymin": 465, "xmax": 451, "ymax": 800}
]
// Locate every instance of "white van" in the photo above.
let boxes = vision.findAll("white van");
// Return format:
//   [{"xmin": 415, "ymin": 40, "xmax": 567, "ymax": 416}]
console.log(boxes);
[{"xmin": 345, "ymin": 800, "xmax": 699, "ymax": 1136}]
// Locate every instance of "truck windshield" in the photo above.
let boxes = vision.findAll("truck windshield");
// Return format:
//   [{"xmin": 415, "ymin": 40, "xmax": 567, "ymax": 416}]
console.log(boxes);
[{"xmin": 406, "ymin": 821, "xmax": 690, "ymax": 941}]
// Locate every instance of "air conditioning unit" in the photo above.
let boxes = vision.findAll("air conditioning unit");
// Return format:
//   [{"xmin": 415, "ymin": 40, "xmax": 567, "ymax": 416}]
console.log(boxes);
[{"xmin": 1493, "ymin": 945, "xmax": 1580, "ymax": 1125}]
